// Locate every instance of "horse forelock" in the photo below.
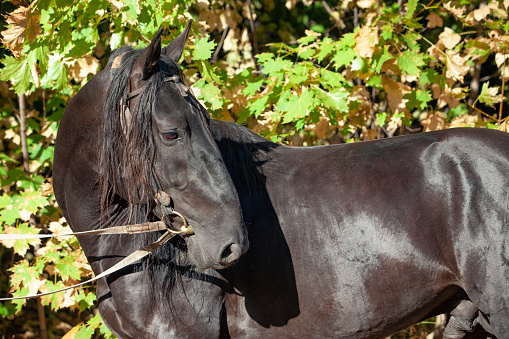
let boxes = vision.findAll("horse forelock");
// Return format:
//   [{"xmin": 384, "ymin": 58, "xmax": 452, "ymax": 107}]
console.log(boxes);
[{"xmin": 99, "ymin": 47, "xmax": 182, "ymax": 223}]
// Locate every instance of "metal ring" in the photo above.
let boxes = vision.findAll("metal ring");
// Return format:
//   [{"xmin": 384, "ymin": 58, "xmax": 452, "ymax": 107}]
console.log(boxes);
[{"xmin": 169, "ymin": 210, "xmax": 195, "ymax": 235}]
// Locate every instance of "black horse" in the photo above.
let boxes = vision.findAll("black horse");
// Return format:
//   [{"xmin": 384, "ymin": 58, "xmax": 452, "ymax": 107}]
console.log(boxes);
[{"xmin": 53, "ymin": 22, "xmax": 509, "ymax": 338}]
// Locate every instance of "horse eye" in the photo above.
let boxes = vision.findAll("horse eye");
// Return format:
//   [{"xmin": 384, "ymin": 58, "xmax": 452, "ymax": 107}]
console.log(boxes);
[{"xmin": 162, "ymin": 132, "xmax": 179, "ymax": 140}]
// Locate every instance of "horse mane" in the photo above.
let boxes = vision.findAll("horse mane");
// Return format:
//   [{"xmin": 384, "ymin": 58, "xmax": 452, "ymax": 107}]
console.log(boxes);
[
  {"xmin": 100, "ymin": 47, "xmax": 200, "ymax": 316},
  {"xmin": 99, "ymin": 46, "xmax": 181, "ymax": 222}
]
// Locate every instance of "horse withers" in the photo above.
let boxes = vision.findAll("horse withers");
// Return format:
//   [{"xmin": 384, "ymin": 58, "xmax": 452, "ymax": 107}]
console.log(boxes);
[{"xmin": 53, "ymin": 21, "xmax": 509, "ymax": 338}]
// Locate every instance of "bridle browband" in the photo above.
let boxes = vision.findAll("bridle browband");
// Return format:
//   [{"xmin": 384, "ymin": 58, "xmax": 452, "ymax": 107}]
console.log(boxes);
[{"xmin": 0, "ymin": 67, "xmax": 198, "ymax": 301}]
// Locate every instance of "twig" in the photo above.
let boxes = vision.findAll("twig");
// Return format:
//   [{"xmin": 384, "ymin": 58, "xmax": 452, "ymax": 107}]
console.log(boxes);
[
  {"xmin": 37, "ymin": 298, "xmax": 48, "ymax": 339},
  {"xmin": 212, "ymin": 27, "xmax": 229, "ymax": 63},
  {"xmin": 18, "ymin": 94, "xmax": 30, "ymax": 173},
  {"xmin": 499, "ymin": 57, "xmax": 506, "ymax": 125},
  {"xmin": 467, "ymin": 102, "xmax": 496, "ymax": 121},
  {"xmin": 247, "ymin": 0, "xmax": 259, "ymax": 66}
]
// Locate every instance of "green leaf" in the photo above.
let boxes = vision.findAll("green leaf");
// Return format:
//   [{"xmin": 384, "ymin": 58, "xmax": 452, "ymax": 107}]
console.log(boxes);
[
  {"xmin": 242, "ymin": 78, "xmax": 265, "ymax": 97},
  {"xmin": 381, "ymin": 24, "xmax": 393, "ymax": 40},
  {"xmin": 41, "ymin": 52, "xmax": 69, "ymax": 90},
  {"xmin": 316, "ymin": 37, "xmax": 334, "ymax": 62},
  {"xmin": 320, "ymin": 89, "xmax": 349, "ymax": 113},
  {"xmin": 193, "ymin": 38, "xmax": 216, "ymax": 61},
  {"xmin": 405, "ymin": 0, "xmax": 418, "ymax": 19},
  {"xmin": 478, "ymin": 82, "xmax": 503, "ymax": 108},
  {"xmin": 397, "ymin": 50, "xmax": 425, "ymax": 76},
  {"xmin": 0, "ymin": 57, "xmax": 32, "ymax": 95},
  {"xmin": 298, "ymin": 47, "xmax": 315, "ymax": 60},
  {"xmin": 196, "ymin": 81, "xmax": 223, "ymax": 111},
  {"xmin": 404, "ymin": 89, "xmax": 432, "ymax": 111},
  {"xmin": 248, "ymin": 96, "xmax": 270, "ymax": 118},
  {"xmin": 278, "ymin": 89, "xmax": 315, "ymax": 124},
  {"xmin": 331, "ymin": 49, "xmax": 357, "ymax": 70},
  {"xmin": 377, "ymin": 112, "xmax": 387, "ymax": 126},
  {"xmin": 373, "ymin": 45, "xmax": 394, "ymax": 73},
  {"xmin": 57, "ymin": 259, "xmax": 82, "ymax": 280},
  {"xmin": 262, "ymin": 57, "xmax": 292, "ymax": 77},
  {"xmin": 403, "ymin": 31, "xmax": 422, "ymax": 52}
]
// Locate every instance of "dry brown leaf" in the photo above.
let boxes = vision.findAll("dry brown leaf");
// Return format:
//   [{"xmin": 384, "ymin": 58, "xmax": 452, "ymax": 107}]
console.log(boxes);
[
  {"xmin": 421, "ymin": 112, "xmax": 446, "ymax": 132},
  {"xmin": 431, "ymin": 83, "xmax": 441, "ymax": 99},
  {"xmin": 498, "ymin": 119, "xmax": 509, "ymax": 132},
  {"xmin": 439, "ymin": 27, "xmax": 461, "ymax": 50},
  {"xmin": 26, "ymin": 277, "xmax": 46, "ymax": 296},
  {"xmin": 314, "ymin": 117, "xmax": 331, "ymax": 139},
  {"xmin": 380, "ymin": 58, "xmax": 400, "ymax": 75},
  {"xmin": 495, "ymin": 52, "xmax": 509, "ymax": 68},
  {"xmin": 448, "ymin": 113, "xmax": 478, "ymax": 128},
  {"xmin": 48, "ymin": 221, "xmax": 72, "ymax": 242},
  {"xmin": 107, "ymin": 0, "xmax": 125, "ymax": 10},
  {"xmin": 360, "ymin": 128, "xmax": 378, "ymax": 140},
  {"xmin": 443, "ymin": 2, "xmax": 465, "ymax": 18},
  {"xmin": 66, "ymin": 55, "xmax": 99, "ymax": 85},
  {"xmin": 437, "ymin": 84, "xmax": 467, "ymax": 109},
  {"xmin": 471, "ymin": 4, "xmax": 491, "ymax": 22},
  {"xmin": 355, "ymin": 25, "xmax": 378, "ymax": 58},
  {"xmin": 357, "ymin": 0, "xmax": 375, "ymax": 9},
  {"xmin": 427, "ymin": 40, "xmax": 445, "ymax": 61},
  {"xmin": 382, "ymin": 75, "xmax": 411, "ymax": 114},
  {"xmin": 0, "ymin": 225, "xmax": 40, "ymax": 256},
  {"xmin": 285, "ymin": 0, "xmax": 298, "ymax": 10},
  {"xmin": 19, "ymin": 209, "xmax": 31, "ymax": 221},
  {"xmin": 445, "ymin": 50, "xmax": 470, "ymax": 83},
  {"xmin": 1, "ymin": 6, "xmax": 40, "ymax": 58},
  {"xmin": 426, "ymin": 12, "xmax": 443, "ymax": 28}
]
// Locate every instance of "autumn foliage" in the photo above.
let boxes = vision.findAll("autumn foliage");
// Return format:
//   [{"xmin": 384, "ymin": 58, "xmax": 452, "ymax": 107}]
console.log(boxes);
[{"xmin": 0, "ymin": 0, "xmax": 507, "ymax": 338}]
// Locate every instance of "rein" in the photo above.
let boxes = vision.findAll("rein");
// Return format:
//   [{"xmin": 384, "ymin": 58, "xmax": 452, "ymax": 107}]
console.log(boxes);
[{"xmin": 0, "ymin": 203, "xmax": 193, "ymax": 301}]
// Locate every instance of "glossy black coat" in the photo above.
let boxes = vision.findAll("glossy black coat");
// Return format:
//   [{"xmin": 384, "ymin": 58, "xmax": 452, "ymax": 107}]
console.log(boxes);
[{"xmin": 53, "ymin": 25, "xmax": 509, "ymax": 339}]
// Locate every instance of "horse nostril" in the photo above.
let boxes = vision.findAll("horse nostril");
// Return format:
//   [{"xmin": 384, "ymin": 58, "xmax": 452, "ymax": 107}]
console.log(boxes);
[{"xmin": 220, "ymin": 243, "xmax": 242, "ymax": 265}]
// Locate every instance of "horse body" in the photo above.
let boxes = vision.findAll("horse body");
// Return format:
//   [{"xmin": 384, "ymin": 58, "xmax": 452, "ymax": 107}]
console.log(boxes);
[
  {"xmin": 213, "ymin": 123, "xmax": 509, "ymax": 338},
  {"xmin": 53, "ymin": 23, "xmax": 509, "ymax": 338}
]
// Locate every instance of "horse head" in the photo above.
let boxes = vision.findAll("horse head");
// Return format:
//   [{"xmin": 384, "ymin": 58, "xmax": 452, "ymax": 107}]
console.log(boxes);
[{"xmin": 100, "ymin": 21, "xmax": 248, "ymax": 269}]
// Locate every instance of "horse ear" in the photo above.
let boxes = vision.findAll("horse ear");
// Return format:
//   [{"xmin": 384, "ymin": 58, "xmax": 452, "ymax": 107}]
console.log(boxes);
[
  {"xmin": 131, "ymin": 27, "xmax": 163, "ymax": 81},
  {"xmin": 161, "ymin": 20, "xmax": 193, "ymax": 62}
]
